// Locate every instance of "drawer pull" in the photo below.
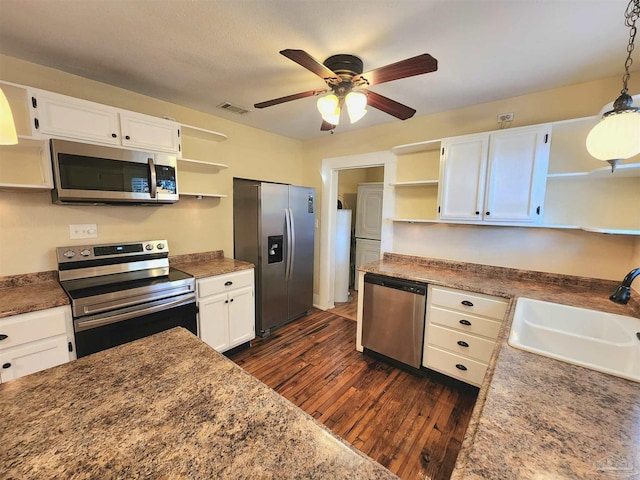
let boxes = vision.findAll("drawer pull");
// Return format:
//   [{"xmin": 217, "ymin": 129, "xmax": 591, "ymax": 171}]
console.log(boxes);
[
  {"xmin": 457, "ymin": 341, "xmax": 469, "ymax": 347},
  {"xmin": 459, "ymin": 319, "xmax": 472, "ymax": 326},
  {"xmin": 0, "ymin": 334, "xmax": 7, "ymax": 341},
  {"xmin": 2, "ymin": 363, "xmax": 11, "ymax": 369},
  {"xmin": 455, "ymin": 364, "xmax": 468, "ymax": 371},
  {"xmin": 224, "ymin": 281, "xmax": 233, "ymax": 286},
  {"xmin": 461, "ymin": 300, "xmax": 474, "ymax": 307}
]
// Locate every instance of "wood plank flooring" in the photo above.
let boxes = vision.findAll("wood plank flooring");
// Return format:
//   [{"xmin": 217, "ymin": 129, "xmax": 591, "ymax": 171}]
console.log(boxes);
[
  {"xmin": 328, "ymin": 289, "xmax": 358, "ymax": 321},
  {"xmin": 228, "ymin": 310, "xmax": 478, "ymax": 480}
]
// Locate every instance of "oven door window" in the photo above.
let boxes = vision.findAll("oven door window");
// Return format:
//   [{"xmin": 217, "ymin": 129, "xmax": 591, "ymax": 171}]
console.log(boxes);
[
  {"xmin": 58, "ymin": 153, "xmax": 150, "ymax": 193},
  {"xmin": 74, "ymin": 302, "xmax": 197, "ymax": 358}
]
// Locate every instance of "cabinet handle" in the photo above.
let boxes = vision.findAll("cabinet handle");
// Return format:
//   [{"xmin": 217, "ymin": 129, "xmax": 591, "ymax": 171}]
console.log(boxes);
[
  {"xmin": 224, "ymin": 300, "xmax": 229, "ymax": 304},
  {"xmin": 2, "ymin": 363, "xmax": 11, "ymax": 369},
  {"xmin": 125, "ymin": 135, "xmax": 131, "ymax": 140},
  {"xmin": 461, "ymin": 300, "xmax": 474, "ymax": 307},
  {"xmin": 485, "ymin": 211, "xmax": 491, "ymax": 216},
  {"xmin": 475, "ymin": 211, "xmax": 480, "ymax": 215},
  {"xmin": 111, "ymin": 133, "xmax": 117, "ymax": 138},
  {"xmin": 459, "ymin": 319, "xmax": 472, "ymax": 326},
  {"xmin": 455, "ymin": 364, "xmax": 468, "ymax": 371},
  {"xmin": 224, "ymin": 281, "xmax": 233, "ymax": 286},
  {"xmin": 457, "ymin": 341, "xmax": 469, "ymax": 347},
  {"xmin": 0, "ymin": 334, "xmax": 7, "ymax": 341},
  {"xmin": 229, "ymin": 298, "xmax": 234, "ymax": 303}
]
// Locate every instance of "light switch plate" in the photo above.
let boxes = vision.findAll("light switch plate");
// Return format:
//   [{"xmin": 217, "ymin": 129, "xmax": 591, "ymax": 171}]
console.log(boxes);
[{"xmin": 69, "ymin": 224, "xmax": 98, "ymax": 239}]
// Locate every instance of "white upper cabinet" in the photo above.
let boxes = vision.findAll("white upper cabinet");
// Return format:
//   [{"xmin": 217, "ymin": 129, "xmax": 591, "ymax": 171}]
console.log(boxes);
[
  {"xmin": 355, "ymin": 183, "xmax": 384, "ymax": 240},
  {"xmin": 31, "ymin": 89, "xmax": 181, "ymax": 154},
  {"xmin": 438, "ymin": 133, "xmax": 489, "ymax": 221},
  {"xmin": 439, "ymin": 125, "xmax": 551, "ymax": 224}
]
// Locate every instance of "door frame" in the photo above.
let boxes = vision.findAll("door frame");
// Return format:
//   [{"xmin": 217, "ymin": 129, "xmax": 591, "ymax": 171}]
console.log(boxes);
[{"xmin": 317, "ymin": 151, "xmax": 396, "ymax": 310}]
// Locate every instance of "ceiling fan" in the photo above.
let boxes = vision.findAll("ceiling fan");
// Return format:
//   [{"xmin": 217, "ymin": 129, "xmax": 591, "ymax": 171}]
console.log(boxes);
[{"xmin": 254, "ymin": 49, "xmax": 438, "ymax": 131}]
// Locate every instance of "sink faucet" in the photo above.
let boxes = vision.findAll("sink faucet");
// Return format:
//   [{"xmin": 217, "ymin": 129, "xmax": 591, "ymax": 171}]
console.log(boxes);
[{"xmin": 610, "ymin": 268, "xmax": 640, "ymax": 304}]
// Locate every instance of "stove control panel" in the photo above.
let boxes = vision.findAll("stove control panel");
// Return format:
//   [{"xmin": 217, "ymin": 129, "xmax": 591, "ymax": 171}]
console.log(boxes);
[{"xmin": 56, "ymin": 240, "xmax": 169, "ymax": 264}]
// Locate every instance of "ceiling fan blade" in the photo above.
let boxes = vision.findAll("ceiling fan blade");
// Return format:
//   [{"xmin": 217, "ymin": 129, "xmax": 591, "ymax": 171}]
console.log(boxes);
[
  {"xmin": 364, "ymin": 90, "xmax": 416, "ymax": 120},
  {"xmin": 320, "ymin": 120, "xmax": 336, "ymax": 131},
  {"xmin": 280, "ymin": 49, "xmax": 340, "ymax": 82},
  {"xmin": 354, "ymin": 54, "xmax": 438, "ymax": 87},
  {"xmin": 254, "ymin": 89, "xmax": 327, "ymax": 109}
]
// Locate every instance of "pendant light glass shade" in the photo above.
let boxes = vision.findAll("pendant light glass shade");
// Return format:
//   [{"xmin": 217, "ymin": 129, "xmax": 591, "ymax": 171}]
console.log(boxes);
[
  {"xmin": 0, "ymin": 87, "xmax": 18, "ymax": 145},
  {"xmin": 345, "ymin": 91, "xmax": 367, "ymax": 124},
  {"xmin": 317, "ymin": 94, "xmax": 340, "ymax": 125},
  {"xmin": 586, "ymin": 109, "xmax": 640, "ymax": 162}
]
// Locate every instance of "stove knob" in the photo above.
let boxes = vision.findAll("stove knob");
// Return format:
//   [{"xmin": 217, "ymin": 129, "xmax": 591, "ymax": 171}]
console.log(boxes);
[
  {"xmin": 145, "ymin": 244, "xmax": 154, "ymax": 251},
  {"xmin": 80, "ymin": 249, "xmax": 91, "ymax": 257},
  {"xmin": 156, "ymin": 243, "xmax": 165, "ymax": 250},
  {"xmin": 63, "ymin": 250, "xmax": 76, "ymax": 258}
]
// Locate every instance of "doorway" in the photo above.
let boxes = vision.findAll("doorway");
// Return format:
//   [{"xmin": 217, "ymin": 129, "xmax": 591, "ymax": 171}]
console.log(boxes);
[{"xmin": 317, "ymin": 151, "xmax": 397, "ymax": 311}]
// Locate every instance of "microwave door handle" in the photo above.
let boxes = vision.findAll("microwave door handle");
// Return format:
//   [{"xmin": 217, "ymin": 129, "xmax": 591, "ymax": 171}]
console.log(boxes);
[{"xmin": 148, "ymin": 157, "xmax": 157, "ymax": 198}]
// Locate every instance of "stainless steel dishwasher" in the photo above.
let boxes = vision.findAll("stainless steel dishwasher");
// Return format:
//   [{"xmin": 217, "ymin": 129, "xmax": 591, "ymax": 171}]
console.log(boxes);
[{"xmin": 361, "ymin": 273, "xmax": 427, "ymax": 368}]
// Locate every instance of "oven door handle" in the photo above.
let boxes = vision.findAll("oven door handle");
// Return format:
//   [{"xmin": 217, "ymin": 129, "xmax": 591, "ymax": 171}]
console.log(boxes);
[{"xmin": 74, "ymin": 296, "xmax": 194, "ymax": 332}]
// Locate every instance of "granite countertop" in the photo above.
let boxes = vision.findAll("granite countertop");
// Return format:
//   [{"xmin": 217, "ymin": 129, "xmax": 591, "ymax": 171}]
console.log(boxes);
[
  {"xmin": 171, "ymin": 250, "xmax": 254, "ymax": 279},
  {"xmin": 0, "ymin": 327, "xmax": 398, "ymax": 479},
  {"xmin": 360, "ymin": 254, "xmax": 640, "ymax": 479},
  {"xmin": 0, "ymin": 271, "xmax": 69, "ymax": 319}
]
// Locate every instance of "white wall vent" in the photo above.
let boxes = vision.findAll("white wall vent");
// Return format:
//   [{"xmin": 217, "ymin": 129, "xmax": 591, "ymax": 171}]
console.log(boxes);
[{"xmin": 217, "ymin": 102, "xmax": 250, "ymax": 115}]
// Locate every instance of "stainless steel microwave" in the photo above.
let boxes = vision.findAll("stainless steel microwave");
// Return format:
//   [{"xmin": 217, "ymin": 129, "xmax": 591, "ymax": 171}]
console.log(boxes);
[{"xmin": 50, "ymin": 139, "xmax": 179, "ymax": 205}]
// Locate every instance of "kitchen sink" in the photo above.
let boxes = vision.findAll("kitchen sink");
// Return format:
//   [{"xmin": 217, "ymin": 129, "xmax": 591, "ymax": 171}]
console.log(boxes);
[{"xmin": 508, "ymin": 297, "xmax": 640, "ymax": 383}]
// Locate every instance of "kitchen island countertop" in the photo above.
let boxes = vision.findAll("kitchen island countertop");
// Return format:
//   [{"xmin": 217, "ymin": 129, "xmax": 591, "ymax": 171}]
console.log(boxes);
[
  {"xmin": 359, "ymin": 253, "xmax": 640, "ymax": 480},
  {"xmin": 0, "ymin": 327, "xmax": 398, "ymax": 479}
]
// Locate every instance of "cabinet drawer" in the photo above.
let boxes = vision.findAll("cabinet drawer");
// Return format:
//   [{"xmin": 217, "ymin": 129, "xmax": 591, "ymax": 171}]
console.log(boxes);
[
  {"xmin": 428, "ymin": 324, "xmax": 496, "ymax": 363},
  {"xmin": 425, "ymin": 345, "xmax": 488, "ymax": 387},
  {"xmin": 198, "ymin": 269, "xmax": 254, "ymax": 299},
  {"xmin": 0, "ymin": 307, "xmax": 68, "ymax": 350},
  {"xmin": 429, "ymin": 305, "xmax": 502, "ymax": 339},
  {"xmin": 430, "ymin": 286, "xmax": 508, "ymax": 320}
]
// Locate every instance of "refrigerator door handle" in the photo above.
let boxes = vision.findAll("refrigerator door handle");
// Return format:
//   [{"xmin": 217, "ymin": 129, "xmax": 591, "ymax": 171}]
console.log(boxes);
[
  {"xmin": 285, "ymin": 207, "xmax": 293, "ymax": 282},
  {"xmin": 288, "ymin": 207, "xmax": 296, "ymax": 281}
]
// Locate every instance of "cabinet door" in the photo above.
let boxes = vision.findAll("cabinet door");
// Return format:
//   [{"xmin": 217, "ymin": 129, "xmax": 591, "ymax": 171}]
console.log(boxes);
[
  {"xmin": 439, "ymin": 134, "xmax": 489, "ymax": 221},
  {"xmin": 34, "ymin": 90, "xmax": 121, "ymax": 145},
  {"xmin": 228, "ymin": 286, "xmax": 255, "ymax": 349},
  {"xmin": 120, "ymin": 112, "xmax": 181, "ymax": 154},
  {"xmin": 198, "ymin": 292, "xmax": 229, "ymax": 352},
  {"xmin": 484, "ymin": 126, "xmax": 551, "ymax": 223},
  {"xmin": 355, "ymin": 183, "xmax": 383, "ymax": 239},
  {"xmin": 0, "ymin": 336, "xmax": 69, "ymax": 382}
]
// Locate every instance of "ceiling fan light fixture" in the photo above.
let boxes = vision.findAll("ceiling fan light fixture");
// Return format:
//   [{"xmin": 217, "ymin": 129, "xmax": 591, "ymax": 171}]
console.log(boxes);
[
  {"xmin": 0, "ymin": 87, "xmax": 18, "ymax": 145},
  {"xmin": 586, "ymin": 0, "xmax": 640, "ymax": 172},
  {"xmin": 345, "ymin": 91, "xmax": 367, "ymax": 124},
  {"xmin": 317, "ymin": 93, "xmax": 340, "ymax": 125}
]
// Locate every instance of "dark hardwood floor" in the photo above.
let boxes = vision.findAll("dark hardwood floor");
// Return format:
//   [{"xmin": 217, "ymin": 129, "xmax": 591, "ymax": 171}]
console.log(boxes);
[{"xmin": 228, "ymin": 310, "xmax": 478, "ymax": 480}]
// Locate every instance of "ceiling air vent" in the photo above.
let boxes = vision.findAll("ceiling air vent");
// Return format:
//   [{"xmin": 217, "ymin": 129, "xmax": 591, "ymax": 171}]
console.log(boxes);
[{"xmin": 217, "ymin": 102, "xmax": 250, "ymax": 115}]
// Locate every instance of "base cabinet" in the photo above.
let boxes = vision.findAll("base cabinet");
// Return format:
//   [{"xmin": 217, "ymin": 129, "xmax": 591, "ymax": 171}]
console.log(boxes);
[
  {"xmin": 197, "ymin": 269, "xmax": 255, "ymax": 353},
  {"xmin": 0, "ymin": 306, "xmax": 73, "ymax": 383},
  {"xmin": 423, "ymin": 285, "xmax": 508, "ymax": 387}
]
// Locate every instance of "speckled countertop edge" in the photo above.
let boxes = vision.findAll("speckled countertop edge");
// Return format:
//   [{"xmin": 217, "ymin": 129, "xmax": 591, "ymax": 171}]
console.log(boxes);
[
  {"xmin": 170, "ymin": 251, "xmax": 254, "ymax": 279},
  {"xmin": 359, "ymin": 253, "xmax": 640, "ymax": 480}
]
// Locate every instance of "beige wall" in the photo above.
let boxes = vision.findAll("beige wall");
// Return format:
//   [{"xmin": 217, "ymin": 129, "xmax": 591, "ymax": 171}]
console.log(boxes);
[
  {"xmin": 0, "ymin": 54, "xmax": 303, "ymax": 276},
  {"xmin": 301, "ymin": 74, "xmax": 640, "ymax": 282}
]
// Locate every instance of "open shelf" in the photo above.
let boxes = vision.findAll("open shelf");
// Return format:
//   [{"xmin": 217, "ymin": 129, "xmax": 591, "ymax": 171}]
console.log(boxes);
[
  {"xmin": 581, "ymin": 227, "xmax": 640, "ymax": 235},
  {"xmin": 178, "ymin": 158, "xmax": 228, "ymax": 169},
  {"xmin": 547, "ymin": 162, "xmax": 640, "ymax": 179},
  {"xmin": 181, "ymin": 124, "xmax": 228, "ymax": 142},
  {"xmin": 390, "ymin": 180, "xmax": 439, "ymax": 187},
  {"xmin": 179, "ymin": 192, "xmax": 228, "ymax": 199},
  {"xmin": 391, "ymin": 139, "xmax": 441, "ymax": 155}
]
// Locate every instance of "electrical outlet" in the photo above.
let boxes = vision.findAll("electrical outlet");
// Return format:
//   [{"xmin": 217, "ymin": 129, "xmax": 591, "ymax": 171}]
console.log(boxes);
[
  {"xmin": 498, "ymin": 112, "xmax": 514, "ymax": 123},
  {"xmin": 69, "ymin": 224, "xmax": 98, "ymax": 239}
]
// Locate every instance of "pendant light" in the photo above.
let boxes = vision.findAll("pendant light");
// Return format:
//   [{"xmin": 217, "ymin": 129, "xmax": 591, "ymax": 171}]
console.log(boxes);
[
  {"xmin": 586, "ymin": 0, "xmax": 640, "ymax": 172},
  {"xmin": 0, "ymin": 86, "xmax": 18, "ymax": 145}
]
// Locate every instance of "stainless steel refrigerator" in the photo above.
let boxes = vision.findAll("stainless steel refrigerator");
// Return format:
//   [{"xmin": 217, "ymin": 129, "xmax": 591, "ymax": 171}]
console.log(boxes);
[{"xmin": 233, "ymin": 178, "xmax": 315, "ymax": 336}]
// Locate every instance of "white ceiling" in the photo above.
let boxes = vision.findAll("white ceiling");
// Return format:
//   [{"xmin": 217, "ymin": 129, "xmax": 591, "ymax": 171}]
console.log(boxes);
[{"xmin": 0, "ymin": 0, "xmax": 635, "ymax": 140}]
